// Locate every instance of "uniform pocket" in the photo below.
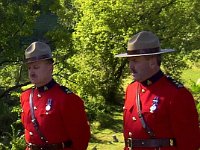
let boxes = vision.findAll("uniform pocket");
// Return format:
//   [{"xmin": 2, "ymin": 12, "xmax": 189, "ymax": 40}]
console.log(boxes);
[
  {"xmin": 39, "ymin": 108, "xmax": 59, "ymax": 124},
  {"xmin": 141, "ymin": 107, "xmax": 158, "ymax": 130},
  {"xmin": 39, "ymin": 108, "xmax": 55, "ymax": 119}
]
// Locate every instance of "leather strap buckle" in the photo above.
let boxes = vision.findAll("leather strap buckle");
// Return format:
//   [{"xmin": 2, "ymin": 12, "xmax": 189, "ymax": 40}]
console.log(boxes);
[
  {"xmin": 170, "ymin": 139, "xmax": 174, "ymax": 146},
  {"xmin": 62, "ymin": 142, "xmax": 65, "ymax": 149},
  {"xmin": 127, "ymin": 138, "xmax": 133, "ymax": 150}
]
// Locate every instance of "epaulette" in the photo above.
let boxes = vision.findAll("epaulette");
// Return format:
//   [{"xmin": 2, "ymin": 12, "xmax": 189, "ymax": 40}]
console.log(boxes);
[
  {"xmin": 21, "ymin": 84, "xmax": 35, "ymax": 92},
  {"xmin": 60, "ymin": 86, "xmax": 73, "ymax": 94},
  {"xmin": 166, "ymin": 75, "xmax": 183, "ymax": 88}
]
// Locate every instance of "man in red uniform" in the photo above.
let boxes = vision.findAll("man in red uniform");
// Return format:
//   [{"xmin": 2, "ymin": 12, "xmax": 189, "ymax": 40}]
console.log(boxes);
[
  {"xmin": 115, "ymin": 31, "xmax": 200, "ymax": 150},
  {"xmin": 20, "ymin": 41, "xmax": 90, "ymax": 150}
]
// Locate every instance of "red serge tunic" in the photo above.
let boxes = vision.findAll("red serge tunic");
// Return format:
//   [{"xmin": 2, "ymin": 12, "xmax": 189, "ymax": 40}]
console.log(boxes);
[
  {"xmin": 20, "ymin": 80, "xmax": 90, "ymax": 150},
  {"xmin": 123, "ymin": 71, "xmax": 200, "ymax": 150}
]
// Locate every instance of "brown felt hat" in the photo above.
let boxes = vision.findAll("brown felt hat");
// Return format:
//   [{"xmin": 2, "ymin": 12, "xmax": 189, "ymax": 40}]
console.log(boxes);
[
  {"xmin": 24, "ymin": 41, "xmax": 52, "ymax": 63},
  {"xmin": 115, "ymin": 31, "xmax": 175, "ymax": 57}
]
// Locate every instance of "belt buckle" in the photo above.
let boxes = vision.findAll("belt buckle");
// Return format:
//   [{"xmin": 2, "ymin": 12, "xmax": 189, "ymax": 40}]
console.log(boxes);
[
  {"xmin": 27, "ymin": 143, "xmax": 32, "ymax": 148},
  {"xmin": 127, "ymin": 138, "xmax": 133, "ymax": 150},
  {"xmin": 62, "ymin": 142, "xmax": 65, "ymax": 149},
  {"xmin": 170, "ymin": 139, "xmax": 174, "ymax": 146}
]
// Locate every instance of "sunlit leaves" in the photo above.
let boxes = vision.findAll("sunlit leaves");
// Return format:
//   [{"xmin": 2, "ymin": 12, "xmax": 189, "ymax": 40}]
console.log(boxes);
[{"xmin": 70, "ymin": 0, "xmax": 200, "ymax": 105}]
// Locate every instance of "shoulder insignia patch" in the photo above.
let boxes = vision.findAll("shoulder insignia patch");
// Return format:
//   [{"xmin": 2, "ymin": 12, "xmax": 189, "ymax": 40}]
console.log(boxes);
[
  {"xmin": 166, "ymin": 75, "xmax": 183, "ymax": 88},
  {"xmin": 60, "ymin": 86, "xmax": 73, "ymax": 94}
]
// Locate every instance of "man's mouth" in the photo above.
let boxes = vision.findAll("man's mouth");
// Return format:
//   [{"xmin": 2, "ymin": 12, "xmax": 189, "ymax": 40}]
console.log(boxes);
[{"xmin": 30, "ymin": 74, "xmax": 36, "ymax": 78}]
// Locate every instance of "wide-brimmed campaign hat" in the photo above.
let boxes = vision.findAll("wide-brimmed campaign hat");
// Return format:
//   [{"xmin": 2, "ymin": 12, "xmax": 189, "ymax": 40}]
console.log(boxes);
[
  {"xmin": 24, "ymin": 41, "xmax": 52, "ymax": 63},
  {"xmin": 115, "ymin": 31, "xmax": 175, "ymax": 57}
]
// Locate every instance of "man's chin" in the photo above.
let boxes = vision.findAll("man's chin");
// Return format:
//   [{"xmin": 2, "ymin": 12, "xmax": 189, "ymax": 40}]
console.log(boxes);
[
  {"xmin": 132, "ymin": 76, "xmax": 140, "ymax": 82},
  {"xmin": 30, "ymin": 79, "xmax": 37, "ymax": 85},
  {"xmin": 132, "ymin": 74, "xmax": 137, "ymax": 80}
]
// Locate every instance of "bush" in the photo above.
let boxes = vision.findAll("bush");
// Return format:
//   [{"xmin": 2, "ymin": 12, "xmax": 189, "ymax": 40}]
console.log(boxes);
[
  {"xmin": 189, "ymin": 81, "xmax": 200, "ymax": 115},
  {"xmin": 0, "ymin": 124, "xmax": 25, "ymax": 150}
]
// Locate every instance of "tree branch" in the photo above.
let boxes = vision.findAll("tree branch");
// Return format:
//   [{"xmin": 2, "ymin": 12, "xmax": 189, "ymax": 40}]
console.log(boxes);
[
  {"xmin": 0, "ymin": 82, "xmax": 31, "ymax": 99},
  {"xmin": 0, "ymin": 60, "xmax": 22, "ymax": 66}
]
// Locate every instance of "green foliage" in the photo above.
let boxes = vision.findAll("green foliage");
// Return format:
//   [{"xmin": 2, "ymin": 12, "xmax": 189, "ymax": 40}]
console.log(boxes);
[
  {"xmin": 189, "ymin": 81, "xmax": 200, "ymax": 114},
  {"xmin": 64, "ymin": 0, "xmax": 200, "ymax": 107},
  {"xmin": 0, "ymin": 98, "xmax": 23, "ymax": 149},
  {"xmin": 0, "ymin": 101, "xmax": 13, "ymax": 134},
  {"xmin": 0, "ymin": 124, "xmax": 25, "ymax": 150},
  {"xmin": 183, "ymin": 49, "xmax": 200, "ymax": 68},
  {"xmin": 0, "ymin": 0, "xmax": 37, "ymax": 62},
  {"xmin": 85, "ymin": 96, "xmax": 106, "ymax": 121},
  {"xmin": 88, "ymin": 106, "xmax": 124, "ymax": 150}
]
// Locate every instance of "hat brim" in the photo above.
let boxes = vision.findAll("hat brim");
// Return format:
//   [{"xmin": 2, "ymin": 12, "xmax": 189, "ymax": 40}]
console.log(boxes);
[{"xmin": 115, "ymin": 49, "xmax": 175, "ymax": 58}]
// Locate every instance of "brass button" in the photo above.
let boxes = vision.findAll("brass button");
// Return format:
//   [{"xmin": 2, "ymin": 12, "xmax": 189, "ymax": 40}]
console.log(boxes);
[
  {"xmin": 29, "ymin": 132, "xmax": 33, "ymax": 136},
  {"xmin": 128, "ymin": 132, "xmax": 132, "ymax": 137},
  {"xmin": 132, "ymin": 117, "xmax": 137, "ymax": 121},
  {"xmin": 141, "ymin": 89, "xmax": 145, "ymax": 93}
]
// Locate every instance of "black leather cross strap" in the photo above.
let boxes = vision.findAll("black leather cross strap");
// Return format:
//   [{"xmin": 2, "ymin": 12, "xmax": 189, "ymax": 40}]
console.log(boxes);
[
  {"xmin": 136, "ymin": 84, "xmax": 155, "ymax": 137},
  {"xmin": 125, "ymin": 138, "xmax": 176, "ymax": 148},
  {"xmin": 29, "ymin": 89, "xmax": 48, "ymax": 143},
  {"xmin": 27, "ymin": 140, "xmax": 72, "ymax": 150}
]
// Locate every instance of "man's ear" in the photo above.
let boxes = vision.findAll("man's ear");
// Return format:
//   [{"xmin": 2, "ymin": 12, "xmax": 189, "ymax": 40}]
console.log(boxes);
[
  {"xmin": 149, "ymin": 56, "xmax": 157, "ymax": 69},
  {"xmin": 47, "ymin": 63, "xmax": 53, "ymax": 72}
]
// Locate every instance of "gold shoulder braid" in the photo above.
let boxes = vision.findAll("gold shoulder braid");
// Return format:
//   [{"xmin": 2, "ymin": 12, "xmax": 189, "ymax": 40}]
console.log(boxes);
[{"xmin": 21, "ymin": 84, "xmax": 35, "ymax": 92}]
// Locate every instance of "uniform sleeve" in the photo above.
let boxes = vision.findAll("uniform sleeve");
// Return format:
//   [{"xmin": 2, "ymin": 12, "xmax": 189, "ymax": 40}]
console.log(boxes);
[
  {"xmin": 20, "ymin": 92, "xmax": 26, "ymax": 126},
  {"xmin": 20, "ymin": 92, "xmax": 25, "ymax": 106},
  {"xmin": 169, "ymin": 88, "xmax": 200, "ymax": 150},
  {"xmin": 20, "ymin": 94, "xmax": 23, "ymax": 124},
  {"xmin": 60, "ymin": 94, "xmax": 91, "ymax": 150}
]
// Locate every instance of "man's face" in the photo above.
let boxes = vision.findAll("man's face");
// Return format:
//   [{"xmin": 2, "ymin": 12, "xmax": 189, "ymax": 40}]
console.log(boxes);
[
  {"xmin": 128, "ymin": 56, "xmax": 155, "ymax": 82},
  {"xmin": 27, "ymin": 60, "xmax": 53, "ymax": 87}
]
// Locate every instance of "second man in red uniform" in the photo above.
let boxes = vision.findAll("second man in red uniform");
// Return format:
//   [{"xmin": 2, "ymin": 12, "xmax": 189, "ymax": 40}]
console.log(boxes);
[{"xmin": 115, "ymin": 31, "xmax": 200, "ymax": 150}]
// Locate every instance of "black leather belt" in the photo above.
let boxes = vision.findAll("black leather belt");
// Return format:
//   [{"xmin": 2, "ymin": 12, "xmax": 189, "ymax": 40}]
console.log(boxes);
[
  {"xmin": 26, "ymin": 140, "xmax": 72, "ymax": 150},
  {"xmin": 125, "ymin": 138, "xmax": 176, "ymax": 149}
]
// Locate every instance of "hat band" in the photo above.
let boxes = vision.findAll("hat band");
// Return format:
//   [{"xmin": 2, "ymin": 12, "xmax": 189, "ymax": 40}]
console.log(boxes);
[
  {"xmin": 25, "ymin": 54, "xmax": 52, "ymax": 63},
  {"xmin": 127, "ymin": 47, "xmax": 160, "ymax": 55}
]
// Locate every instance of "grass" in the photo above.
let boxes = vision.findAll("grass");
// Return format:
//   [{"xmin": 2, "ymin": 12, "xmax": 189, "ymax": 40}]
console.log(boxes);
[
  {"xmin": 87, "ymin": 108, "xmax": 124, "ymax": 150},
  {"xmin": 87, "ymin": 129, "xmax": 124, "ymax": 150},
  {"xmin": 181, "ymin": 67, "xmax": 200, "ymax": 88}
]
